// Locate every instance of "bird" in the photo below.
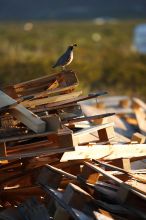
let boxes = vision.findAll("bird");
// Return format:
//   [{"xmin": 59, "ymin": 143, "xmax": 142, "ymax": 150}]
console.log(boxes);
[{"xmin": 52, "ymin": 44, "xmax": 77, "ymax": 70}]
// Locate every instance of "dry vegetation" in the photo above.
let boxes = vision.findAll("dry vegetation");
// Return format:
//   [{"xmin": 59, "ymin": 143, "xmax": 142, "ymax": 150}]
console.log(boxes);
[{"xmin": 0, "ymin": 20, "xmax": 146, "ymax": 97}]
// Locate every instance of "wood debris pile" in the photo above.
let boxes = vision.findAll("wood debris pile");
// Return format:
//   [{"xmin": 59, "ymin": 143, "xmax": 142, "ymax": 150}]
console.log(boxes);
[{"xmin": 0, "ymin": 70, "xmax": 145, "ymax": 219}]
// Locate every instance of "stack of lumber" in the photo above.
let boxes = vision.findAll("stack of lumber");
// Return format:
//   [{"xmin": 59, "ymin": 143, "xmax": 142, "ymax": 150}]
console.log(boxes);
[{"xmin": 0, "ymin": 70, "xmax": 145, "ymax": 220}]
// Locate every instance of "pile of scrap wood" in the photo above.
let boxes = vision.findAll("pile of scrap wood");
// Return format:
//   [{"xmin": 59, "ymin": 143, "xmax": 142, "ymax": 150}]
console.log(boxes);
[{"xmin": 0, "ymin": 70, "xmax": 145, "ymax": 220}]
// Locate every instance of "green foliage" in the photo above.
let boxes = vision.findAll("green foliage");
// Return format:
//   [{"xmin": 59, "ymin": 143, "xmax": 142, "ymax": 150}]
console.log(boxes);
[{"xmin": 0, "ymin": 20, "xmax": 146, "ymax": 98}]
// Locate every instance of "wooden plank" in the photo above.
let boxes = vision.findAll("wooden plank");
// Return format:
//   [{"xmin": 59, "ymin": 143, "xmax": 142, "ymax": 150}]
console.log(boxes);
[
  {"xmin": 42, "ymin": 114, "xmax": 62, "ymax": 132},
  {"xmin": 34, "ymin": 91, "xmax": 107, "ymax": 110},
  {"xmin": 54, "ymin": 207, "xmax": 70, "ymax": 220},
  {"xmin": 131, "ymin": 132, "xmax": 146, "ymax": 144},
  {"xmin": 5, "ymin": 70, "xmax": 79, "ymax": 98},
  {"xmin": 119, "ymin": 99, "xmax": 130, "ymax": 108},
  {"xmin": 62, "ymin": 113, "xmax": 115, "ymax": 124},
  {"xmin": 92, "ymin": 159, "xmax": 128, "ymax": 174},
  {"xmin": 122, "ymin": 158, "xmax": 131, "ymax": 171},
  {"xmin": 74, "ymin": 123, "xmax": 115, "ymax": 137},
  {"xmin": 37, "ymin": 166, "xmax": 63, "ymax": 187},
  {"xmin": 19, "ymin": 83, "xmax": 78, "ymax": 101},
  {"xmin": 5, "ymin": 129, "xmax": 74, "ymax": 156},
  {"xmin": 84, "ymin": 162, "xmax": 123, "ymax": 185},
  {"xmin": 133, "ymin": 108, "xmax": 146, "ymax": 135},
  {"xmin": 60, "ymin": 144, "xmax": 146, "ymax": 162},
  {"xmin": 45, "ymin": 164, "xmax": 77, "ymax": 180},
  {"xmin": 93, "ymin": 210, "xmax": 127, "ymax": 220},
  {"xmin": 0, "ymin": 90, "xmax": 46, "ymax": 133},
  {"xmin": 85, "ymin": 162, "xmax": 146, "ymax": 197},
  {"xmin": 54, "ymin": 183, "xmax": 93, "ymax": 220},
  {"xmin": 132, "ymin": 98, "xmax": 146, "ymax": 135},
  {"xmin": 73, "ymin": 122, "xmax": 115, "ymax": 145},
  {"xmin": 21, "ymin": 91, "xmax": 82, "ymax": 108},
  {"xmin": 0, "ymin": 146, "xmax": 74, "ymax": 161},
  {"xmin": 16, "ymin": 70, "xmax": 78, "ymax": 89},
  {"xmin": 41, "ymin": 185, "xmax": 92, "ymax": 220},
  {"xmin": 59, "ymin": 104, "xmax": 83, "ymax": 121},
  {"xmin": 0, "ymin": 90, "xmax": 17, "ymax": 109},
  {"xmin": 0, "ymin": 143, "xmax": 7, "ymax": 157},
  {"xmin": 9, "ymin": 104, "xmax": 46, "ymax": 133},
  {"xmin": 98, "ymin": 126, "xmax": 115, "ymax": 142},
  {"xmin": 79, "ymin": 162, "xmax": 100, "ymax": 184},
  {"xmin": 0, "ymin": 126, "xmax": 71, "ymax": 143},
  {"xmin": 132, "ymin": 97, "xmax": 146, "ymax": 111}
]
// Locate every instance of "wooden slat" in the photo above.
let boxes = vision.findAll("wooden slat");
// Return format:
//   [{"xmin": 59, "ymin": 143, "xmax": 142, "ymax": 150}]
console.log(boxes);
[
  {"xmin": 61, "ymin": 144, "xmax": 146, "ymax": 162},
  {"xmin": 132, "ymin": 97, "xmax": 146, "ymax": 135},
  {"xmin": 0, "ymin": 90, "xmax": 46, "ymax": 133},
  {"xmin": 131, "ymin": 132, "xmax": 146, "ymax": 144},
  {"xmin": 0, "ymin": 146, "xmax": 74, "ymax": 161},
  {"xmin": 133, "ymin": 108, "xmax": 146, "ymax": 135},
  {"xmin": 132, "ymin": 97, "xmax": 146, "ymax": 111},
  {"xmin": 62, "ymin": 113, "xmax": 115, "ymax": 124},
  {"xmin": 0, "ymin": 126, "xmax": 71, "ymax": 143},
  {"xmin": 5, "ymin": 70, "xmax": 78, "ymax": 98},
  {"xmin": 74, "ymin": 123, "xmax": 115, "ymax": 137},
  {"xmin": 73, "ymin": 122, "xmax": 115, "ymax": 145},
  {"xmin": 45, "ymin": 164, "xmax": 77, "ymax": 180},
  {"xmin": 9, "ymin": 104, "xmax": 46, "ymax": 133},
  {"xmin": 40, "ymin": 185, "xmax": 92, "ymax": 220},
  {"xmin": 36, "ymin": 91, "xmax": 107, "ymax": 109},
  {"xmin": 21, "ymin": 91, "xmax": 82, "ymax": 108},
  {"xmin": 85, "ymin": 162, "xmax": 146, "ymax": 197},
  {"xmin": 0, "ymin": 90, "xmax": 17, "ymax": 109}
]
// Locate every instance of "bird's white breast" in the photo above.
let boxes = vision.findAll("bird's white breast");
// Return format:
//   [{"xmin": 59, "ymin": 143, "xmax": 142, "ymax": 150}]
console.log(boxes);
[{"xmin": 66, "ymin": 51, "xmax": 73, "ymax": 66}]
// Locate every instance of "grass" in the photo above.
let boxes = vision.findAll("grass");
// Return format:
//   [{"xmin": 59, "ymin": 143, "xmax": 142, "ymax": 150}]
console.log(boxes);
[{"xmin": 0, "ymin": 20, "xmax": 146, "ymax": 98}]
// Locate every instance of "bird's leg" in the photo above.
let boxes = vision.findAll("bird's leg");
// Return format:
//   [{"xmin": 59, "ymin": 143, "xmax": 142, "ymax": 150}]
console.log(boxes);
[{"xmin": 62, "ymin": 66, "xmax": 66, "ymax": 71}]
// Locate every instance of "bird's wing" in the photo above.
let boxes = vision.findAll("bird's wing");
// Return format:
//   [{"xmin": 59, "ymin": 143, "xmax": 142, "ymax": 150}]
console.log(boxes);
[{"xmin": 52, "ymin": 51, "xmax": 71, "ymax": 68}]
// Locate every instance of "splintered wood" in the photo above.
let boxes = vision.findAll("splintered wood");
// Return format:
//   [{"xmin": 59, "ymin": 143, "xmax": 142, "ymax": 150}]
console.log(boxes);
[{"xmin": 0, "ymin": 70, "xmax": 145, "ymax": 219}]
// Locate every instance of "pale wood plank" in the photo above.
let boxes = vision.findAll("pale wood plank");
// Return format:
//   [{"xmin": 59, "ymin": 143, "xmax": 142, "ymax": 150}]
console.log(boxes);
[
  {"xmin": 60, "ymin": 144, "xmax": 146, "ymax": 162},
  {"xmin": 21, "ymin": 91, "xmax": 82, "ymax": 107}
]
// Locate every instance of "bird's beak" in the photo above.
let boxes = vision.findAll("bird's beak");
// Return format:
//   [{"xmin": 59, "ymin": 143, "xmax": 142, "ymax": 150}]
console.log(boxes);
[{"xmin": 73, "ymin": 44, "xmax": 77, "ymax": 47}]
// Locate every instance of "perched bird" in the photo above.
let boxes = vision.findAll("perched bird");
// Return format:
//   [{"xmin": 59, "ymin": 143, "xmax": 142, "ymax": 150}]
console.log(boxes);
[{"xmin": 52, "ymin": 44, "xmax": 77, "ymax": 70}]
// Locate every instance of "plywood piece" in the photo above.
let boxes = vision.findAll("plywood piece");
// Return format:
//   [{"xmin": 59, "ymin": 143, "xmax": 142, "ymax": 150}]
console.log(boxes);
[{"xmin": 61, "ymin": 144, "xmax": 146, "ymax": 162}]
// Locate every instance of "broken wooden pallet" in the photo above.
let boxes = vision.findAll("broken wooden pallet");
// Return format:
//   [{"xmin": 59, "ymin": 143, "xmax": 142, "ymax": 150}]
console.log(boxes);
[
  {"xmin": 4, "ymin": 70, "xmax": 79, "ymax": 99},
  {"xmin": 0, "ymin": 126, "xmax": 74, "ymax": 161},
  {"xmin": 0, "ymin": 90, "xmax": 46, "ymax": 133}
]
